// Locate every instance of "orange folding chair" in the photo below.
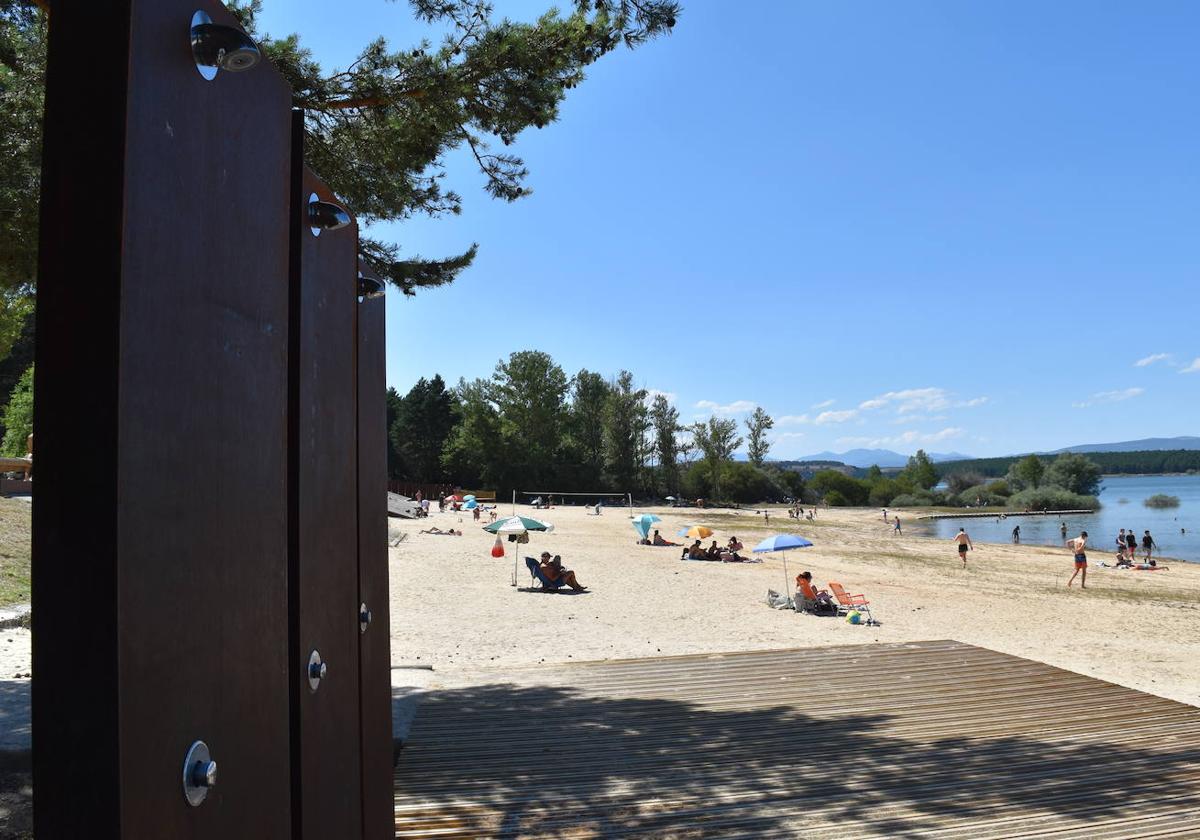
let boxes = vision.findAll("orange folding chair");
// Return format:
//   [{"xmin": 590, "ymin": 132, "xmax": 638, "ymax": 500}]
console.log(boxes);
[{"xmin": 828, "ymin": 582, "xmax": 875, "ymax": 625}]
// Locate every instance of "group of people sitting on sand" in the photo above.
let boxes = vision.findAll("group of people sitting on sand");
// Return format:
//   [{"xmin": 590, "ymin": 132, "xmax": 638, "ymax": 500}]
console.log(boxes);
[{"xmin": 682, "ymin": 537, "xmax": 748, "ymax": 562}]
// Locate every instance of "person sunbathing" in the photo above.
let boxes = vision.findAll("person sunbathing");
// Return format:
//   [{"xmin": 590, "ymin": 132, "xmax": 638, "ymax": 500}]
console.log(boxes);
[
  {"xmin": 722, "ymin": 536, "xmax": 745, "ymax": 561},
  {"xmin": 796, "ymin": 571, "xmax": 834, "ymax": 607},
  {"xmin": 651, "ymin": 530, "xmax": 679, "ymax": 547},
  {"xmin": 538, "ymin": 552, "xmax": 587, "ymax": 591},
  {"xmin": 419, "ymin": 527, "xmax": 462, "ymax": 536}
]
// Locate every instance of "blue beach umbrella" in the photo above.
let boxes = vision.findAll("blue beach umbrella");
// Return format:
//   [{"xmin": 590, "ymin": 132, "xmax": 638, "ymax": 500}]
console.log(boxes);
[
  {"xmin": 753, "ymin": 534, "xmax": 814, "ymax": 609},
  {"xmin": 632, "ymin": 513, "xmax": 661, "ymax": 541}
]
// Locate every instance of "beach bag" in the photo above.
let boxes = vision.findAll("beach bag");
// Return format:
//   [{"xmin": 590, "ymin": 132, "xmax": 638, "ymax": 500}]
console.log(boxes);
[{"xmin": 491, "ymin": 537, "xmax": 505, "ymax": 558}]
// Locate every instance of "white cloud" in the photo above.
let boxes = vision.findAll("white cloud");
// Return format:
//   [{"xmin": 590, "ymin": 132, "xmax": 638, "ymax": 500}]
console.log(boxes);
[
  {"xmin": 813, "ymin": 409, "xmax": 859, "ymax": 425},
  {"xmin": 1072, "ymin": 387, "xmax": 1145, "ymax": 408},
  {"xmin": 694, "ymin": 399, "xmax": 756, "ymax": 415},
  {"xmin": 776, "ymin": 414, "xmax": 810, "ymax": 426},
  {"xmin": 1135, "ymin": 353, "xmax": 1171, "ymax": 368},
  {"xmin": 1181, "ymin": 358, "xmax": 1200, "ymax": 374},
  {"xmin": 856, "ymin": 388, "xmax": 990, "ymax": 414},
  {"xmin": 811, "ymin": 399, "xmax": 835, "ymax": 409},
  {"xmin": 773, "ymin": 431, "xmax": 807, "ymax": 440},
  {"xmin": 836, "ymin": 427, "xmax": 966, "ymax": 448},
  {"xmin": 644, "ymin": 389, "xmax": 677, "ymax": 405}
]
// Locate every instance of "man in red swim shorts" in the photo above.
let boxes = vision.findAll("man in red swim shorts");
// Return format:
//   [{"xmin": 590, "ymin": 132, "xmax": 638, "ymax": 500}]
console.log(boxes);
[{"xmin": 1067, "ymin": 530, "xmax": 1088, "ymax": 589}]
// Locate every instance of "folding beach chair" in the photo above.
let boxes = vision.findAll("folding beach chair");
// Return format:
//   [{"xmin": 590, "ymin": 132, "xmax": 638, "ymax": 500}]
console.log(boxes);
[
  {"xmin": 828, "ymin": 582, "xmax": 875, "ymax": 625},
  {"xmin": 524, "ymin": 556, "xmax": 565, "ymax": 592}
]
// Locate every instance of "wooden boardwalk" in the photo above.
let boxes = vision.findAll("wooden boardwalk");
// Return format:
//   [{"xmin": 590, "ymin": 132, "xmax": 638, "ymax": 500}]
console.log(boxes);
[{"xmin": 393, "ymin": 641, "xmax": 1200, "ymax": 838}]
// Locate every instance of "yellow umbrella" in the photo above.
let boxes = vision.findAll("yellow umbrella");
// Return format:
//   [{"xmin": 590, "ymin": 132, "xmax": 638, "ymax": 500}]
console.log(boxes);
[{"xmin": 679, "ymin": 525, "xmax": 714, "ymax": 539}]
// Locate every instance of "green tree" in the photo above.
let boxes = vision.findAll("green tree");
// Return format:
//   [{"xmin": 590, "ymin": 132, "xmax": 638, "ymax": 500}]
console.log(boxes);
[
  {"xmin": 441, "ymin": 377, "xmax": 502, "ymax": 487},
  {"xmin": 566, "ymin": 369, "xmax": 610, "ymax": 488},
  {"xmin": 1042, "ymin": 452, "xmax": 1102, "ymax": 496},
  {"xmin": 690, "ymin": 416, "xmax": 742, "ymax": 500},
  {"xmin": 649, "ymin": 394, "xmax": 680, "ymax": 494},
  {"xmin": 233, "ymin": 0, "xmax": 680, "ymax": 294},
  {"xmin": 809, "ymin": 469, "xmax": 870, "ymax": 505},
  {"xmin": 0, "ymin": 362, "xmax": 32, "ymax": 456},
  {"xmin": 491, "ymin": 350, "xmax": 569, "ymax": 487},
  {"xmin": 903, "ymin": 449, "xmax": 939, "ymax": 490},
  {"xmin": 744, "ymin": 407, "xmax": 773, "ymax": 467},
  {"xmin": 0, "ymin": 2, "xmax": 42, "ymax": 362},
  {"xmin": 385, "ymin": 387, "xmax": 405, "ymax": 478},
  {"xmin": 389, "ymin": 374, "xmax": 456, "ymax": 481},
  {"xmin": 1011, "ymin": 454, "xmax": 1045, "ymax": 490},
  {"xmin": 603, "ymin": 370, "xmax": 645, "ymax": 490}
]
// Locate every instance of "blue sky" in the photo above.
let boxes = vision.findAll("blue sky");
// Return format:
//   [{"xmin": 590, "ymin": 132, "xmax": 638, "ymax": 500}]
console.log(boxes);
[{"xmin": 259, "ymin": 1, "xmax": 1199, "ymax": 458}]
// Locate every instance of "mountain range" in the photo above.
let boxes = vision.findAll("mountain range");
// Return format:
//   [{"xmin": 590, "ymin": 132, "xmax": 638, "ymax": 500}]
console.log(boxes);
[
  {"xmin": 792, "ymin": 436, "xmax": 1200, "ymax": 469},
  {"xmin": 796, "ymin": 449, "xmax": 972, "ymax": 469},
  {"xmin": 1045, "ymin": 436, "xmax": 1200, "ymax": 454}
]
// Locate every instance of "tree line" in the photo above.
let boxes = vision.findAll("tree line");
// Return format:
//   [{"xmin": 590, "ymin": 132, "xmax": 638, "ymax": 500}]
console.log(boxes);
[
  {"xmin": 937, "ymin": 449, "xmax": 1200, "ymax": 479},
  {"xmin": 384, "ymin": 350, "xmax": 805, "ymax": 503}
]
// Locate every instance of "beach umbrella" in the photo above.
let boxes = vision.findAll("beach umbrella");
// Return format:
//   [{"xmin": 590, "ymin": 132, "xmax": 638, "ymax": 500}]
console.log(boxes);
[
  {"xmin": 464, "ymin": 499, "xmax": 478, "ymax": 510},
  {"xmin": 484, "ymin": 516, "xmax": 554, "ymax": 534},
  {"xmin": 464, "ymin": 494, "xmax": 476, "ymax": 502},
  {"xmin": 632, "ymin": 513, "xmax": 662, "ymax": 541},
  {"xmin": 484, "ymin": 516, "xmax": 555, "ymax": 585},
  {"xmin": 678, "ymin": 525, "xmax": 714, "ymax": 539},
  {"xmin": 752, "ymin": 534, "xmax": 814, "ymax": 610}
]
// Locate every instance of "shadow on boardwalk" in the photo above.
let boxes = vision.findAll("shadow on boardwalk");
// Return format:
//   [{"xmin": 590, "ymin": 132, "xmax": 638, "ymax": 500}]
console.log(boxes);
[{"xmin": 394, "ymin": 681, "xmax": 1200, "ymax": 837}]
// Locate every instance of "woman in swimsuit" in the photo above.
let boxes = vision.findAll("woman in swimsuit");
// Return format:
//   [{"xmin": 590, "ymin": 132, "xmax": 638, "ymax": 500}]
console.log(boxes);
[{"xmin": 1067, "ymin": 530, "xmax": 1088, "ymax": 588}]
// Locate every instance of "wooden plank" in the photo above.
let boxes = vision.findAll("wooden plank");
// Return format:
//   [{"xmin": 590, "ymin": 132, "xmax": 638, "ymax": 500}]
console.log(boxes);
[
  {"xmin": 356, "ymin": 292, "xmax": 393, "ymax": 837},
  {"xmin": 288, "ymin": 150, "xmax": 363, "ymax": 838},
  {"xmin": 393, "ymin": 642, "xmax": 1200, "ymax": 838}
]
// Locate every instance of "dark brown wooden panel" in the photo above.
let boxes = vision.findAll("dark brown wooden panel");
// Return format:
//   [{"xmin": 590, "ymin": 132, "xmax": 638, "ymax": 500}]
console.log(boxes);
[
  {"xmin": 290, "ymin": 159, "xmax": 363, "ymax": 838},
  {"xmin": 36, "ymin": 0, "xmax": 295, "ymax": 837},
  {"xmin": 356, "ymin": 291, "xmax": 393, "ymax": 837},
  {"xmin": 32, "ymin": 0, "xmax": 130, "ymax": 834},
  {"xmin": 116, "ymin": 1, "xmax": 295, "ymax": 836}
]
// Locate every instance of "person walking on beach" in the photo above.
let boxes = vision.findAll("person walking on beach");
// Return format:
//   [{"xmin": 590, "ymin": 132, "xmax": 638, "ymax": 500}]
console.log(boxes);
[
  {"xmin": 953, "ymin": 528, "xmax": 973, "ymax": 567},
  {"xmin": 1125, "ymin": 529, "xmax": 1137, "ymax": 561},
  {"xmin": 1142, "ymin": 530, "xmax": 1158, "ymax": 561},
  {"xmin": 1067, "ymin": 531, "xmax": 1089, "ymax": 588},
  {"xmin": 1116, "ymin": 528, "xmax": 1127, "ymax": 561},
  {"xmin": 893, "ymin": 516, "xmax": 902, "ymax": 536},
  {"xmin": 882, "ymin": 508, "xmax": 888, "ymax": 522},
  {"xmin": 1011, "ymin": 524, "xmax": 1020, "ymax": 544}
]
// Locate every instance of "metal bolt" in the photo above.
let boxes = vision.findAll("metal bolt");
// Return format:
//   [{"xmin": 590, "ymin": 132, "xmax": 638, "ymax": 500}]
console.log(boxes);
[
  {"xmin": 192, "ymin": 760, "xmax": 218, "ymax": 788},
  {"xmin": 359, "ymin": 604, "xmax": 372, "ymax": 633},
  {"xmin": 310, "ymin": 661, "xmax": 327, "ymax": 681}
]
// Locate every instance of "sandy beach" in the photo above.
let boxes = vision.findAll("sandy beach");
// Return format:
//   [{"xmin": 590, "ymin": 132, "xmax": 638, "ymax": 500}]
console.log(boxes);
[{"xmin": 389, "ymin": 504, "xmax": 1200, "ymax": 706}]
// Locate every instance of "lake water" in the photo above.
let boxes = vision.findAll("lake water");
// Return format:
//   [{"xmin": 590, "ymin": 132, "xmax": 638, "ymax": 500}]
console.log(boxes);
[{"xmin": 921, "ymin": 474, "xmax": 1200, "ymax": 563}]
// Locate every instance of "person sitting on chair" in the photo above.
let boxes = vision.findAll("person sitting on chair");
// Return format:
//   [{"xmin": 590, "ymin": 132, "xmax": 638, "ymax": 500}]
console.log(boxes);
[
  {"xmin": 538, "ymin": 552, "xmax": 587, "ymax": 591},
  {"xmin": 652, "ymin": 530, "xmax": 678, "ymax": 546},
  {"xmin": 796, "ymin": 571, "xmax": 834, "ymax": 609}
]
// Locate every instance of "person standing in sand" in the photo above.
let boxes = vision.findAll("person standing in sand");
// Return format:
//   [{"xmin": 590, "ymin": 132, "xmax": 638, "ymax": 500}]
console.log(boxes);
[
  {"xmin": 1142, "ymin": 530, "xmax": 1158, "ymax": 561},
  {"xmin": 893, "ymin": 516, "xmax": 902, "ymax": 535},
  {"xmin": 953, "ymin": 528, "xmax": 973, "ymax": 567},
  {"xmin": 1067, "ymin": 531, "xmax": 1088, "ymax": 588}
]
